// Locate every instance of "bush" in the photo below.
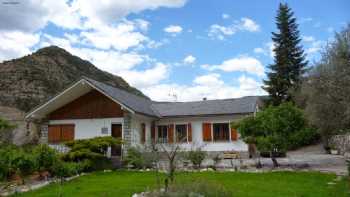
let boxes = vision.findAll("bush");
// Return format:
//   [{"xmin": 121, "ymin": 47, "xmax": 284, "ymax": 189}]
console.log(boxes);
[
  {"xmin": 288, "ymin": 127, "xmax": 320, "ymax": 150},
  {"xmin": 124, "ymin": 147, "xmax": 155, "ymax": 169},
  {"xmin": 62, "ymin": 137, "xmax": 120, "ymax": 172},
  {"xmin": 63, "ymin": 136, "xmax": 121, "ymax": 161},
  {"xmin": 186, "ymin": 148, "xmax": 206, "ymax": 169},
  {"xmin": 237, "ymin": 103, "xmax": 319, "ymax": 152},
  {"xmin": 32, "ymin": 144, "xmax": 59, "ymax": 172},
  {"xmin": 0, "ymin": 145, "xmax": 38, "ymax": 181},
  {"xmin": 11, "ymin": 151, "xmax": 37, "ymax": 177},
  {"xmin": 125, "ymin": 147, "xmax": 144, "ymax": 169},
  {"xmin": 52, "ymin": 161, "xmax": 82, "ymax": 178}
]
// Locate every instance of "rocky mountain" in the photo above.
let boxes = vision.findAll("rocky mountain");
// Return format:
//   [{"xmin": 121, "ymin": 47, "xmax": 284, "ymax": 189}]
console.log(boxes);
[{"xmin": 0, "ymin": 46, "xmax": 147, "ymax": 112}]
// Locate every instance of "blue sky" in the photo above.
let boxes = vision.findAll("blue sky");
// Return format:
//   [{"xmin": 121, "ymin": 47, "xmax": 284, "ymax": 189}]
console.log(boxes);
[{"xmin": 0, "ymin": 0, "xmax": 349, "ymax": 101}]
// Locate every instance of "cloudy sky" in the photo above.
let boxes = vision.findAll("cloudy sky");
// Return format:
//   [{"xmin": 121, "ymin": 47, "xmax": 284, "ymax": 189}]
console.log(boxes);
[{"xmin": 1, "ymin": 0, "xmax": 349, "ymax": 101}]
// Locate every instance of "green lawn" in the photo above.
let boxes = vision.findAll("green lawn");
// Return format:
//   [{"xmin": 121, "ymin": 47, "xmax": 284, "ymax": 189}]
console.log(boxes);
[{"xmin": 17, "ymin": 171, "xmax": 349, "ymax": 197}]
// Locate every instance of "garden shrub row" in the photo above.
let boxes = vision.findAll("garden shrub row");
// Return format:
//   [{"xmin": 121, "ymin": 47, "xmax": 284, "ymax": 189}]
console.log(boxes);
[{"xmin": 0, "ymin": 136, "xmax": 121, "ymax": 182}]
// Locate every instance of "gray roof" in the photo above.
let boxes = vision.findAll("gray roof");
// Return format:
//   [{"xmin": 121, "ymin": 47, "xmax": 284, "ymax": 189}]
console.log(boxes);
[
  {"xmin": 151, "ymin": 97, "xmax": 260, "ymax": 117},
  {"xmin": 85, "ymin": 77, "xmax": 157, "ymax": 117},
  {"xmin": 85, "ymin": 77, "xmax": 260, "ymax": 118}
]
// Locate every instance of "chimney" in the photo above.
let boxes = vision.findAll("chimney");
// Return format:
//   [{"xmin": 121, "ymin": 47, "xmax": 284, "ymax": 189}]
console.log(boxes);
[{"xmin": 203, "ymin": 97, "xmax": 207, "ymax": 101}]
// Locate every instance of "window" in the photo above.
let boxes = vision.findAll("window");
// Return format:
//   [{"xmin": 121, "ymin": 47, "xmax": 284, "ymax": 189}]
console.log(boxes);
[
  {"xmin": 157, "ymin": 125, "xmax": 168, "ymax": 143},
  {"xmin": 176, "ymin": 124, "xmax": 187, "ymax": 142},
  {"xmin": 213, "ymin": 123, "xmax": 229, "ymax": 141},
  {"xmin": 48, "ymin": 124, "xmax": 74, "ymax": 143}
]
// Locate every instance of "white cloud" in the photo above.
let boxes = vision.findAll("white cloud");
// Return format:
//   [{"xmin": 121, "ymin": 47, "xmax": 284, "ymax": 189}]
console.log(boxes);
[
  {"xmin": 302, "ymin": 35, "xmax": 315, "ymax": 42},
  {"xmin": 118, "ymin": 63, "xmax": 169, "ymax": 88},
  {"xmin": 142, "ymin": 74, "xmax": 265, "ymax": 101},
  {"xmin": 208, "ymin": 17, "xmax": 260, "ymax": 40},
  {"xmin": 254, "ymin": 42, "xmax": 275, "ymax": 58},
  {"xmin": 0, "ymin": 31, "xmax": 40, "ymax": 62},
  {"xmin": 240, "ymin": 17, "xmax": 260, "ymax": 32},
  {"xmin": 183, "ymin": 55, "xmax": 196, "ymax": 64},
  {"xmin": 306, "ymin": 40, "xmax": 325, "ymax": 58},
  {"xmin": 73, "ymin": 0, "xmax": 187, "ymax": 26},
  {"xmin": 202, "ymin": 56, "xmax": 265, "ymax": 77},
  {"xmin": 253, "ymin": 47, "xmax": 265, "ymax": 54},
  {"xmin": 39, "ymin": 34, "xmax": 147, "ymax": 74},
  {"xmin": 80, "ymin": 20, "xmax": 148, "ymax": 50},
  {"xmin": 300, "ymin": 17, "xmax": 313, "ymax": 24},
  {"xmin": 164, "ymin": 25, "xmax": 183, "ymax": 35},
  {"xmin": 0, "ymin": 0, "xmax": 83, "ymax": 32},
  {"xmin": 193, "ymin": 73, "xmax": 223, "ymax": 86},
  {"xmin": 0, "ymin": 0, "xmax": 49, "ymax": 32},
  {"xmin": 222, "ymin": 13, "xmax": 230, "ymax": 19}
]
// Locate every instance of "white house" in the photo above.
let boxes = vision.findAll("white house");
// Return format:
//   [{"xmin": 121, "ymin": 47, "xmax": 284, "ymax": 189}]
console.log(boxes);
[{"xmin": 25, "ymin": 77, "xmax": 262, "ymax": 157}]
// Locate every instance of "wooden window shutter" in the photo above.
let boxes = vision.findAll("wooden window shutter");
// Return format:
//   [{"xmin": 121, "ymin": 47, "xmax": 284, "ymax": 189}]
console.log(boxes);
[
  {"xmin": 61, "ymin": 125, "xmax": 75, "ymax": 142},
  {"xmin": 187, "ymin": 123, "xmax": 192, "ymax": 142},
  {"xmin": 231, "ymin": 128, "xmax": 238, "ymax": 141},
  {"xmin": 141, "ymin": 123, "xmax": 146, "ymax": 143},
  {"xmin": 48, "ymin": 125, "xmax": 61, "ymax": 143},
  {"xmin": 151, "ymin": 123, "xmax": 156, "ymax": 143},
  {"xmin": 168, "ymin": 124, "xmax": 174, "ymax": 143},
  {"xmin": 202, "ymin": 123, "xmax": 212, "ymax": 142}
]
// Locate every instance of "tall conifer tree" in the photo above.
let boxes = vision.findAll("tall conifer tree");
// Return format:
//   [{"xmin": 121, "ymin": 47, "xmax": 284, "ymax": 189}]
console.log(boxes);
[{"xmin": 263, "ymin": 3, "xmax": 308, "ymax": 105}]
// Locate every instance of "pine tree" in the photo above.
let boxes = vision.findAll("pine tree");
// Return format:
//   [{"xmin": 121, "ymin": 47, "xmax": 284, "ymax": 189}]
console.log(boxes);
[{"xmin": 263, "ymin": 3, "xmax": 308, "ymax": 106}]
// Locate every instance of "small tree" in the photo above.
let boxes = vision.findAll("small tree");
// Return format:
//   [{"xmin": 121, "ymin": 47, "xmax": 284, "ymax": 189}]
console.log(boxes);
[
  {"xmin": 186, "ymin": 147, "xmax": 207, "ymax": 169},
  {"xmin": 159, "ymin": 143, "xmax": 182, "ymax": 185},
  {"xmin": 236, "ymin": 103, "xmax": 314, "ymax": 167}
]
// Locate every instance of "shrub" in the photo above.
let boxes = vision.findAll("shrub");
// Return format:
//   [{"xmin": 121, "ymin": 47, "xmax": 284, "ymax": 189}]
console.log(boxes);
[
  {"xmin": 236, "ymin": 103, "xmax": 319, "ymax": 152},
  {"xmin": 288, "ymin": 127, "xmax": 320, "ymax": 150},
  {"xmin": 186, "ymin": 148, "xmax": 206, "ymax": 169},
  {"xmin": 11, "ymin": 151, "xmax": 37, "ymax": 177},
  {"xmin": 52, "ymin": 161, "xmax": 82, "ymax": 178},
  {"xmin": 63, "ymin": 136, "xmax": 121, "ymax": 161},
  {"xmin": 32, "ymin": 144, "xmax": 59, "ymax": 172},
  {"xmin": 125, "ymin": 147, "xmax": 144, "ymax": 169},
  {"xmin": 63, "ymin": 137, "xmax": 119, "ymax": 172}
]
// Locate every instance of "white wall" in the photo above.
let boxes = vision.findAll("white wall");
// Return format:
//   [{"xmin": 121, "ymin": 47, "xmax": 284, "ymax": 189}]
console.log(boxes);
[
  {"xmin": 129, "ymin": 114, "xmax": 154, "ymax": 146},
  {"xmin": 154, "ymin": 115, "xmax": 250, "ymax": 152},
  {"xmin": 49, "ymin": 117, "xmax": 123, "ymax": 140}
]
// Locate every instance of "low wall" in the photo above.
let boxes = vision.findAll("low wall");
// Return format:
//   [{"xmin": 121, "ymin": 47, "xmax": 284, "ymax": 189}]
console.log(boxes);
[{"xmin": 329, "ymin": 134, "xmax": 350, "ymax": 155}]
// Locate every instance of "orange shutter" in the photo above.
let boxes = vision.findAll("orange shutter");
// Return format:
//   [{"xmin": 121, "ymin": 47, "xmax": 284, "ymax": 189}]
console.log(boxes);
[
  {"xmin": 187, "ymin": 123, "xmax": 192, "ymax": 142},
  {"xmin": 151, "ymin": 123, "xmax": 155, "ymax": 143},
  {"xmin": 141, "ymin": 123, "xmax": 146, "ymax": 143},
  {"xmin": 231, "ymin": 128, "xmax": 238, "ymax": 141},
  {"xmin": 202, "ymin": 123, "xmax": 212, "ymax": 141},
  {"xmin": 48, "ymin": 125, "xmax": 61, "ymax": 143},
  {"xmin": 168, "ymin": 124, "xmax": 174, "ymax": 143},
  {"xmin": 61, "ymin": 124, "xmax": 75, "ymax": 142}
]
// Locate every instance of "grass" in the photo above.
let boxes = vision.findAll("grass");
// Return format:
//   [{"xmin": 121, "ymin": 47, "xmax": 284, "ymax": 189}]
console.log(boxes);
[{"xmin": 16, "ymin": 171, "xmax": 349, "ymax": 197}]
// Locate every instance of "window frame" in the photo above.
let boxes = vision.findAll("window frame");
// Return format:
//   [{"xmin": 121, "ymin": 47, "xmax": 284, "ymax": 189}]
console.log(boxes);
[
  {"xmin": 175, "ymin": 124, "xmax": 188, "ymax": 143},
  {"xmin": 212, "ymin": 122, "xmax": 230, "ymax": 142},
  {"xmin": 157, "ymin": 125, "xmax": 168, "ymax": 143}
]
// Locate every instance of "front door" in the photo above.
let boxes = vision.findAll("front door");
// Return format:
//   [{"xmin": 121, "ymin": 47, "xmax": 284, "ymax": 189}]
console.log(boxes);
[{"xmin": 111, "ymin": 124, "xmax": 122, "ymax": 156}]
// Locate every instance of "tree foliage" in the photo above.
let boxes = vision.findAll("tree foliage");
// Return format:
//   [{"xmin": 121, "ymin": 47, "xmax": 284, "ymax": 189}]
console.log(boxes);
[
  {"xmin": 263, "ymin": 3, "xmax": 308, "ymax": 105},
  {"xmin": 298, "ymin": 25, "xmax": 350, "ymax": 145},
  {"xmin": 235, "ymin": 103, "xmax": 318, "ymax": 166},
  {"xmin": 63, "ymin": 136, "xmax": 122, "ymax": 161}
]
